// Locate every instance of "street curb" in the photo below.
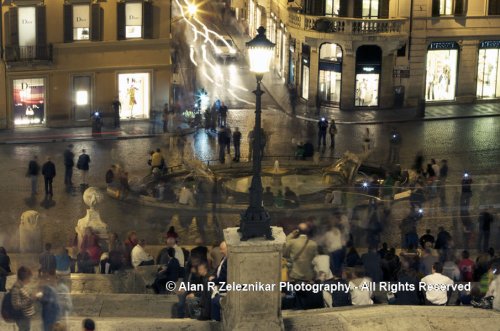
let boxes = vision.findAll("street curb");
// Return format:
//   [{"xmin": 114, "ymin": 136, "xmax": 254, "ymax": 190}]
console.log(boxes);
[
  {"xmin": 0, "ymin": 133, "xmax": 159, "ymax": 145},
  {"xmin": 259, "ymin": 80, "xmax": 500, "ymax": 125}
]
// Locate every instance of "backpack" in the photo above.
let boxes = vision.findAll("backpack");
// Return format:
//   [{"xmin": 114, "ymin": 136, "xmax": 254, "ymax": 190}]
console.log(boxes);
[{"xmin": 1, "ymin": 292, "xmax": 24, "ymax": 322}]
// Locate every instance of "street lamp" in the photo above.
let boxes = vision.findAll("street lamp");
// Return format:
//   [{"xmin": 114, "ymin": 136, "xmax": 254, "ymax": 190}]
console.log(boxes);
[
  {"xmin": 240, "ymin": 26, "xmax": 275, "ymax": 241},
  {"xmin": 187, "ymin": 3, "xmax": 197, "ymax": 17}
]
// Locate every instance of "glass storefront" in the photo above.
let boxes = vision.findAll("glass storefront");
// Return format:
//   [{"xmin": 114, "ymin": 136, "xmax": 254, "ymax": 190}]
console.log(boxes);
[
  {"xmin": 118, "ymin": 73, "xmax": 150, "ymax": 119},
  {"xmin": 355, "ymin": 45, "xmax": 381, "ymax": 107},
  {"xmin": 13, "ymin": 78, "xmax": 45, "ymax": 126},
  {"xmin": 288, "ymin": 40, "xmax": 295, "ymax": 85},
  {"xmin": 425, "ymin": 42, "xmax": 458, "ymax": 102},
  {"xmin": 477, "ymin": 41, "xmax": 500, "ymax": 99},
  {"xmin": 319, "ymin": 43, "xmax": 342, "ymax": 104}
]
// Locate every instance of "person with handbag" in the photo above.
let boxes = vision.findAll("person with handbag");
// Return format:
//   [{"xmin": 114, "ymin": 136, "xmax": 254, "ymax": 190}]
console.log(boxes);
[{"xmin": 283, "ymin": 223, "xmax": 318, "ymax": 282}]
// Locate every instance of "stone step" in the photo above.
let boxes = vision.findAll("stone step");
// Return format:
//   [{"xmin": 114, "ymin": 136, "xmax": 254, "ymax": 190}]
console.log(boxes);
[
  {"xmin": 0, "ymin": 317, "xmax": 215, "ymax": 331},
  {"xmin": 0, "ymin": 293, "xmax": 178, "ymax": 319}
]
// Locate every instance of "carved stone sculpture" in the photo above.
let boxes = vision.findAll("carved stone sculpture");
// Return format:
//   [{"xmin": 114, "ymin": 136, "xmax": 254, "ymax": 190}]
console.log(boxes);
[{"xmin": 19, "ymin": 210, "xmax": 42, "ymax": 253}]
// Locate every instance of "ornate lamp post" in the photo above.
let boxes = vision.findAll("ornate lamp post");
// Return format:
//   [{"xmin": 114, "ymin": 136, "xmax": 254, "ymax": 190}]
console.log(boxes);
[{"xmin": 240, "ymin": 26, "xmax": 275, "ymax": 241}]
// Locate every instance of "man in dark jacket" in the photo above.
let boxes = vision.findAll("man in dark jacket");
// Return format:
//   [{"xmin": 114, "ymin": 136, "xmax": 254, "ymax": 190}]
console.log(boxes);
[
  {"xmin": 27, "ymin": 155, "xmax": 40, "ymax": 195},
  {"xmin": 42, "ymin": 157, "xmax": 56, "ymax": 197},
  {"xmin": 77, "ymin": 149, "xmax": 91, "ymax": 187},
  {"xmin": 232, "ymin": 127, "xmax": 242, "ymax": 162},
  {"xmin": 218, "ymin": 128, "xmax": 226, "ymax": 164},
  {"xmin": 478, "ymin": 209, "xmax": 494, "ymax": 252},
  {"xmin": 63, "ymin": 144, "xmax": 74, "ymax": 189}
]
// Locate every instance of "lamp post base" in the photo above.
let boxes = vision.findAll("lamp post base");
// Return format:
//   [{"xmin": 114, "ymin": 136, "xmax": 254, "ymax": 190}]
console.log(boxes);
[{"xmin": 239, "ymin": 207, "xmax": 273, "ymax": 241}]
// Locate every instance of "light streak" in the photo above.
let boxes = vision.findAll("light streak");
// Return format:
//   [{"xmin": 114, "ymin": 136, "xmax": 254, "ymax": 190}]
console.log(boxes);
[{"xmin": 228, "ymin": 89, "xmax": 255, "ymax": 106}]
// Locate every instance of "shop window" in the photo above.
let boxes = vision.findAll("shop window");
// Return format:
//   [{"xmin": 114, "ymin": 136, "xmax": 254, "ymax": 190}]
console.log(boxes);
[
  {"xmin": 117, "ymin": 1, "xmax": 153, "ymax": 40},
  {"xmin": 13, "ymin": 78, "xmax": 46, "ymax": 126},
  {"xmin": 5, "ymin": 5, "xmax": 47, "ymax": 61},
  {"xmin": 302, "ymin": 65, "xmax": 310, "ymax": 100},
  {"xmin": 477, "ymin": 42, "xmax": 500, "ymax": 99},
  {"xmin": 489, "ymin": 0, "xmax": 500, "ymax": 15},
  {"xmin": 319, "ymin": 43, "xmax": 343, "ymax": 105},
  {"xmin": 118, "ymin": 73, "xmax": 150, "ymax": 119},
  {"xmin": 355, "ymin": 45, "xmax": 381, "ymax": 107},
  {"xmin": 73, "ymin": 5, "xmax": 90, "ymax": 40},
  {"xmin": 325, "ymin": 0, "xmax": 340, "ymax": 16},
  {"xmin": 425, "ymin": 42, "xmax": 458, "ymax": 101},
  {"xmin": 74, "ymin": 76, "xmax": 92, "ymax": 121}
]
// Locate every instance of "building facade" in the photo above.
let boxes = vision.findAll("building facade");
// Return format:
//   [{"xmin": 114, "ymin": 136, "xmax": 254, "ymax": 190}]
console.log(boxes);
[
  {"xmin": 235, "ymin": 0, "xmax": 500, "ymax": 110},
  {"xmin": 0, "ymin": 0, "xmax": 171, "ymax": 129}
]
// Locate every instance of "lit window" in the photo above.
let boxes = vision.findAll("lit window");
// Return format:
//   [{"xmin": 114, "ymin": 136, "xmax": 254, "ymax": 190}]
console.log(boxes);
[
  {"xmin": 362, "ymin": 0, "xmax": 379, "ymax": 18},
  {"xmin": 126, "ymin": 3, "xmax": 143, "ymax": 39},
  {"xmin": 325, "ymin": 0, "xmax": 340, "ymax": 16},
  {"xmin": 440, "ymin": 0, "xmax": 453, "ymax": 15},
  {"xmin": 73, "ymin": 5, "xmax": 90, "ymax": 41},
  {"xmin": 76, "ymin": 91, "xmax": 89, "ymax": 106}
]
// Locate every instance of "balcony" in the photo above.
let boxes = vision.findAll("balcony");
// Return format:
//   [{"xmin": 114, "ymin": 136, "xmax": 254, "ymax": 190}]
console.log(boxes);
[
  {"xmin": 4, "ymin": 45, "xmax": 53, "ymax": 63},
  {"xmin": 288, "ymin": 12, "xmax": 407, "ymax": 36}
]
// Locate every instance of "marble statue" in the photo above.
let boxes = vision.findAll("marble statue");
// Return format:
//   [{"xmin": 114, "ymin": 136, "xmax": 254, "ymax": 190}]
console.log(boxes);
[
  {"xmin": 75, "ymin": 187, "xmax": 109, "ymax": 249},
  {"xmin": 19, "ymin": 210, "xmax": 42, "ymax": 253}
]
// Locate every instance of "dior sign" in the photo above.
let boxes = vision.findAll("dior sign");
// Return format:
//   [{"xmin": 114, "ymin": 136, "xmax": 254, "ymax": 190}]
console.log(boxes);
[{"xmin": 18, "ymin": 7, "xmax": 37, "ymax": 47}]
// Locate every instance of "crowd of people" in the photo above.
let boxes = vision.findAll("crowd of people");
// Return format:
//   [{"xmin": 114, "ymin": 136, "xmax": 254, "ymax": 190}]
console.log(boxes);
[{"xmin": 281, "ymin": 220, "xmax": 500, "ymax": 311}]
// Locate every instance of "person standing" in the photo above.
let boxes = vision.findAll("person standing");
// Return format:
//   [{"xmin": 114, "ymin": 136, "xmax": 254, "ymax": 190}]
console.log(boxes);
[
  {"xmin": 232, "ymin": 127, "xmax": 242, "ymax": 162},
  {"xmin": 11, "ymin": 266, "xmax": 36, "ymax": 331},
  {"xmin": 247, "ymin": 130, "xmax": 254, "ymax": 161},
  {"xmin": 439, "ymin": 159, "xmax": 449, "ymax": 209},
  {"xmin": 388, "ymin": 128, "xmax": 402, "ymax": 164},
  {"xmin": 317, "ymin": 118, "xmax": 328, "ymax": 148},
  {"xmin": 218, "ymin": 128, "xmax": 226, "ymax": 164},
  {"xmin": 77, "ymin": 149, "xmax": 91, "ymax": 187},
  {"xmin": 478, "ymin": 208, "xmax": 494, "ymax": 252},
  {"xmin": 328, "ymin": 119, "xmax": 337, "ymax": 150},
  {"xmin": 219, "ymin": 102, "xmax": 228, "ymax": 127},
  {"xmin": 460, "ymin": 172, "xmax": 473, "ymax": 209},
  {"xmin": 63, "ymin": 145, "xmax": 74, "ymax": 189},
  {"xmin": 27, "ymin": 155, "xmax": 40, "ymax": 195},
  {"xmin": 224, "ymin": 126, "xmax": 231, "ymax": 155},
  {"xmin": 362, "ymin": 128, "xmax": 372, "ymax": 152},
  {"xmin": 42, "ymin": 157, "xmax": 56, "ymax": 197},
  {"xmin": 39, "ymin": 243, "xmax": 57, "ymax": 277},
  {"xmin": 112, "ymin": 96, "xmax": 121, "ymax": 128},
  {"xmin": 0, "ymin": 247, "xmax": 11, "ymax": 292}
]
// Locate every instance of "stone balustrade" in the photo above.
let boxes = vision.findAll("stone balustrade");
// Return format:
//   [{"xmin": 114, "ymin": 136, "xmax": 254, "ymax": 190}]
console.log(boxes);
[{"xmin": 288, "ymin": 12, "xmax": 407, "ymax": 35}]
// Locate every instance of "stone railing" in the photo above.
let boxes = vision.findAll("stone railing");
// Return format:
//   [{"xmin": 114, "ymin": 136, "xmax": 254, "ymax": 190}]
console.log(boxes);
[{"xmin": 288, "ymin": 12, "xmax": 407, "ymax": 35}]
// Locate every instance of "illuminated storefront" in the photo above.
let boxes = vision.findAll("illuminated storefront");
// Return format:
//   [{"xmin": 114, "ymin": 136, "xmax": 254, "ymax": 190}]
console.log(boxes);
[
  {"xmin": 13, "ymin": 78, "xmax": 46, "ymax": 126},
  {"xmin": 319, "ymin": 43, "xmax": 342, "ymax": 105},
  {"xmin": 301, "ymin": 45, "xmax": 310, "ymax": 100},
  {"xmin": 118, "ymin": 73, "xmax": 150, "ymax": 119},
  {"xmin": 248, "ymin": 0, "xmax": 255, "ymax": 37},
  {"xmin": 288, "ymin": 39, "xmax": 296, "ymax": 85},
  {"xmin": 73, "ymin": 75, "xmax": 92, "ymax": 121},
  {"xmin": 425, "ymin": 42, "xmax": 458, "ymax": 102},
  {"xmin": 355, "ymin": 45, "xmax": 381, "ymax": 107},
  {"xmin": 477, "ymin": 41, "xmax": 500, "ymax": 99}
]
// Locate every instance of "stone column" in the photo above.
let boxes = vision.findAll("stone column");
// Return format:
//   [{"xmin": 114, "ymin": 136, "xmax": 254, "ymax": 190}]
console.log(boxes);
[
  {"xmin": 340, "ymin": 50, "xmax": 356, "ymax": 110},
  {"xmin": 222, "ymin": 227, "xmax": 286, "ymax": 331},
  {"xmin": 308, "ymin": 47, "xmax": 319, "ymax": 109},
  {"xmin": 456, "ymin": 40, "xmax": 478, "ymax": 103},
  {"xmin": 379, "ymin": 52, "xmax": 396, "ymax": 109}
]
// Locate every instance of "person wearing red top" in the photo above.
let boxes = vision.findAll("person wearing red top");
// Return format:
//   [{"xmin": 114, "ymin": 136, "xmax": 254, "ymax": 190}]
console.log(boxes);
[
  {"xmin": 81, "ymin": 227, "xmax": 102, "ymax": 265},
  {"xmin": 458, "ymin": 250, "xmax": 475, "ymax": 282}
]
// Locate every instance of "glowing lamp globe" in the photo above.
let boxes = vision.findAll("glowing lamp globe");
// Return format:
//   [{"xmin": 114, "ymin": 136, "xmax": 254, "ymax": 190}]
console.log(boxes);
[{"xmin": 246, "ymin": 26, "xmax": 275, "ymax": 75}]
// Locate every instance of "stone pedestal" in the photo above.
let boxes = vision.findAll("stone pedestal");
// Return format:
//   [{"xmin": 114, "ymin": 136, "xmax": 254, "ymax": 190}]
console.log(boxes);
[{"xmin": 222, "ymin": 227, "xmax": 286, "ymax": 331}]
